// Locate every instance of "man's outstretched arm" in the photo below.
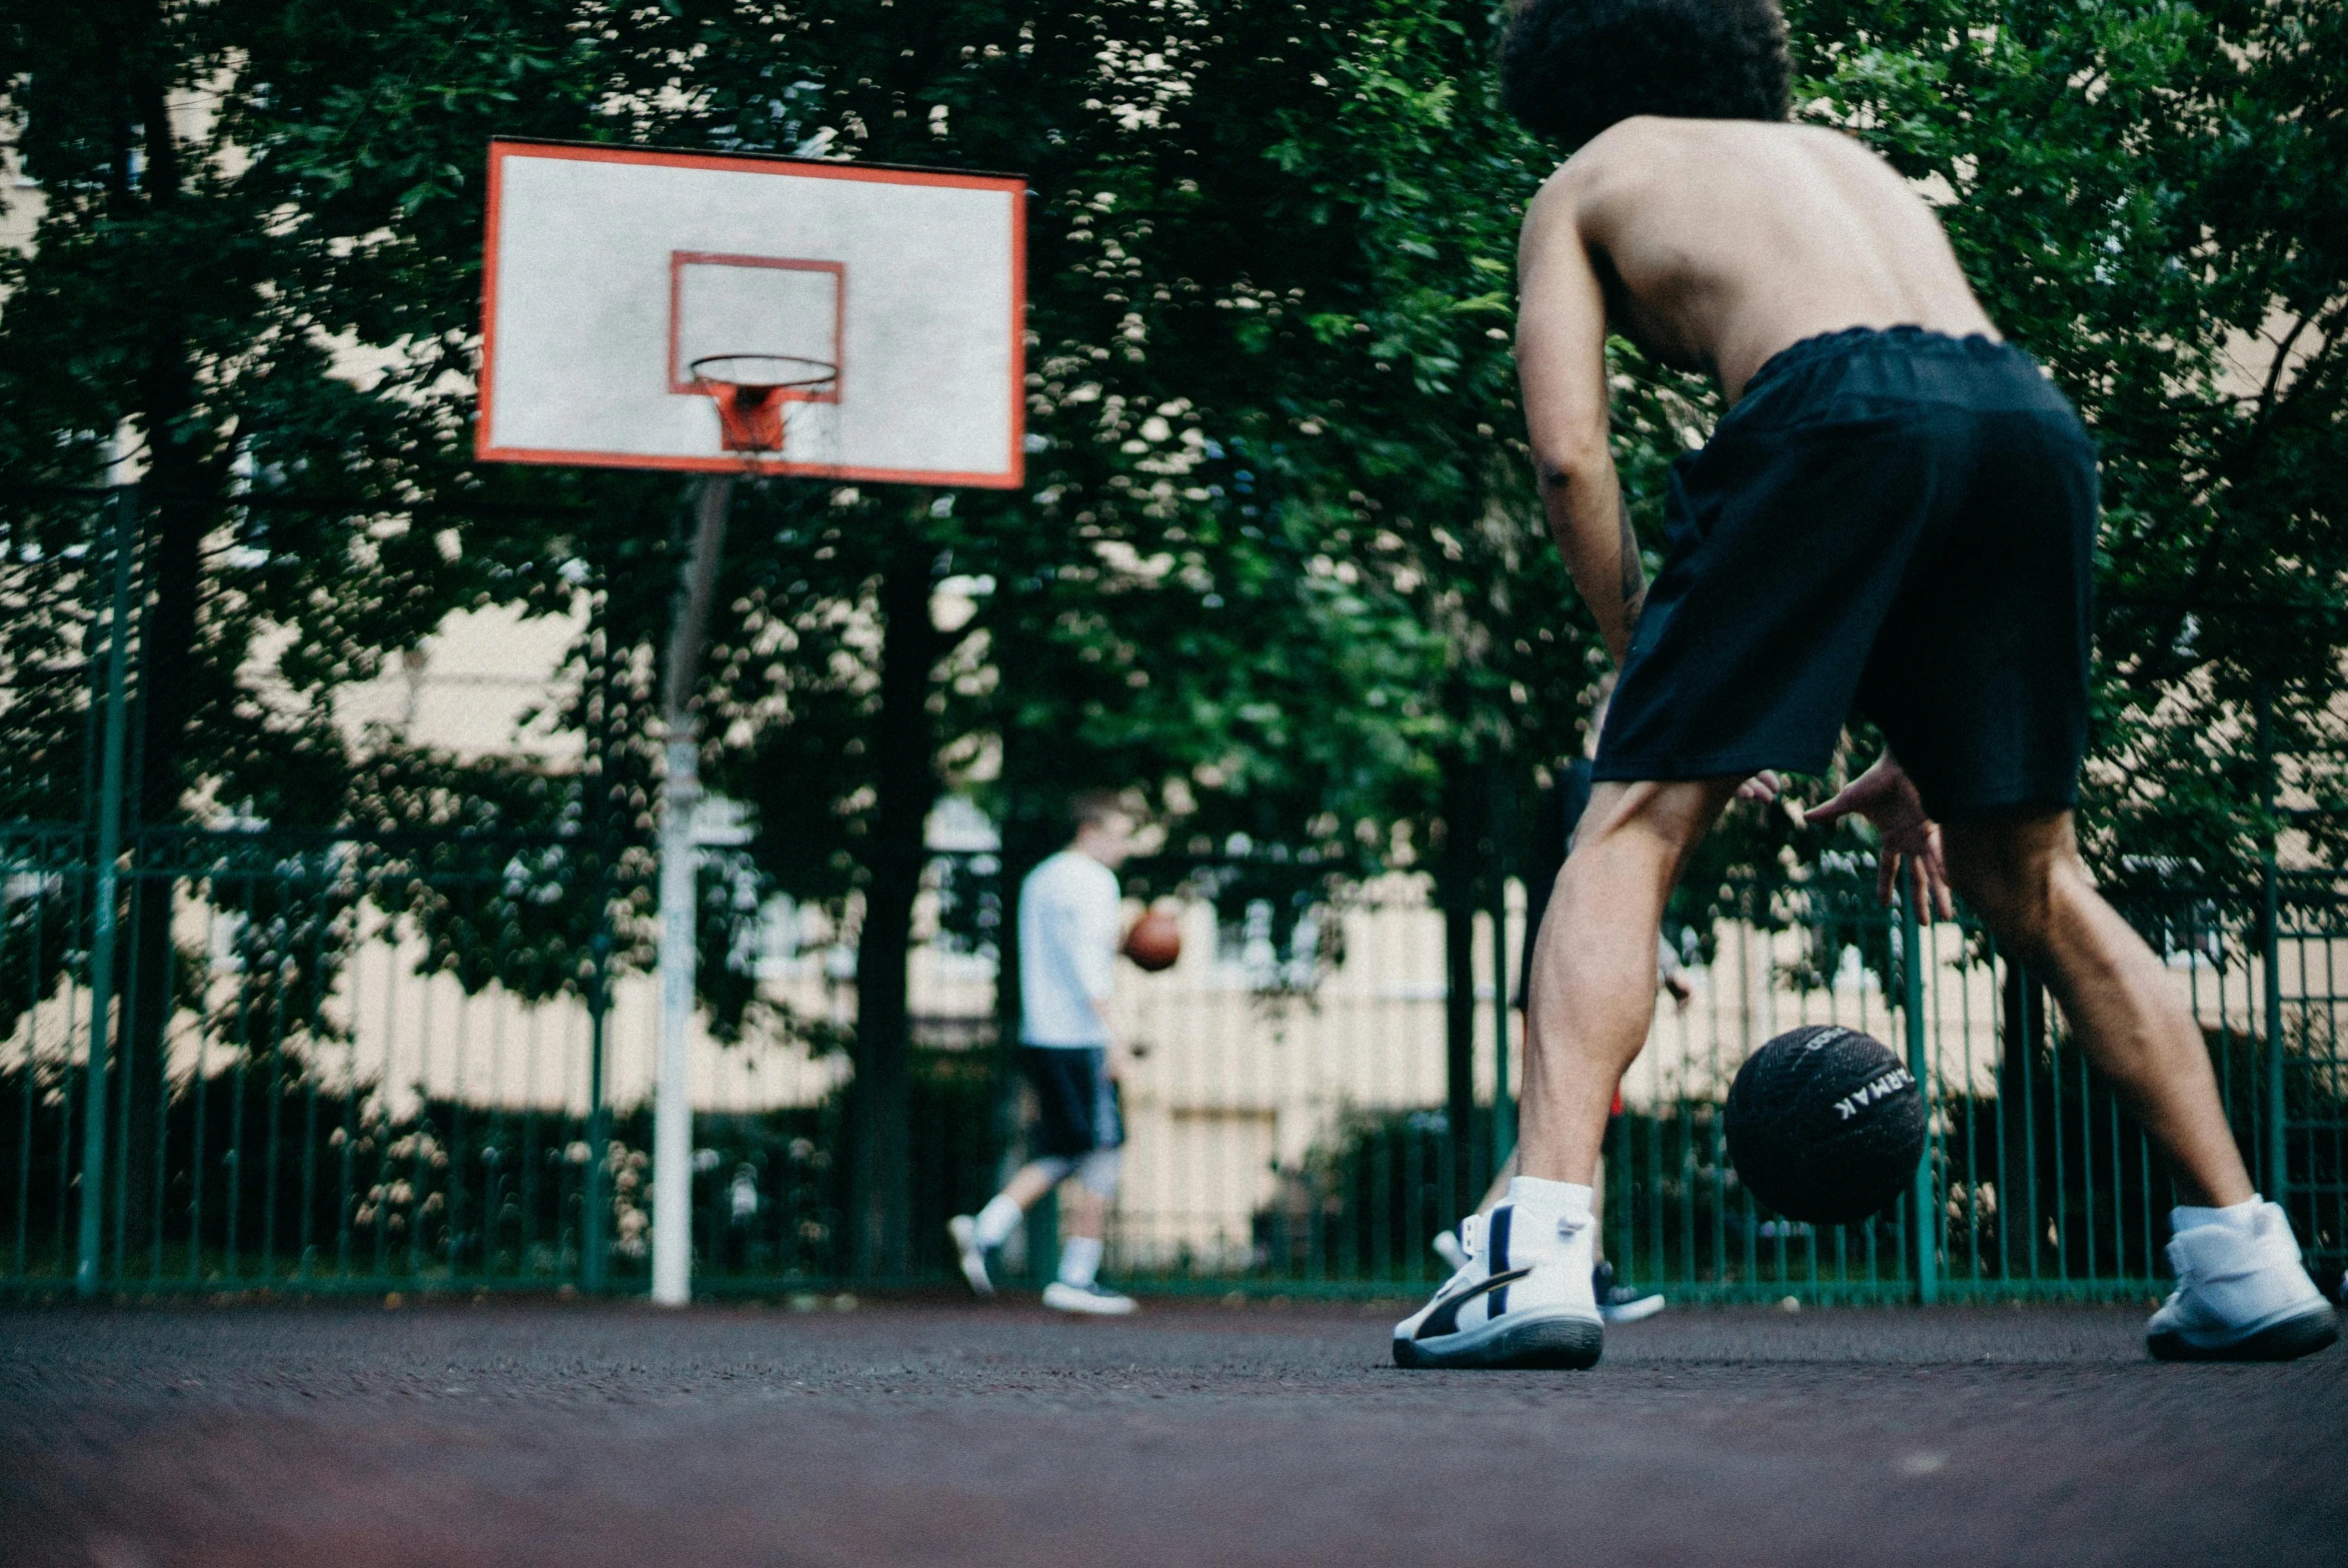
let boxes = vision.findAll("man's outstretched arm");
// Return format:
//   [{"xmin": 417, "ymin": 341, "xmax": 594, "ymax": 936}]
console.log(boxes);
[{"xmin": 1517, "ymin": 187, "xmax": 1641, "ymax": 664}]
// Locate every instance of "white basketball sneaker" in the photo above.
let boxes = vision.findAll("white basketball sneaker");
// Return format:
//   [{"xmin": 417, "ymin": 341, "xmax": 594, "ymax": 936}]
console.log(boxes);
[
  {"xmin": 947, "ymin": 1215, "xmax": 995, "ymax": 1298},
  {"xmin": 1393, "ymin": 1198, "xmax": 1603, "ymax": 1369},
  {"xmin": 2146, "ymin": 1198, "xmax": 2337, "ymax": 1362},
  {"xmin": 1042, "ymin": 1280, "xmax": 1138, "ymax": 1315}
]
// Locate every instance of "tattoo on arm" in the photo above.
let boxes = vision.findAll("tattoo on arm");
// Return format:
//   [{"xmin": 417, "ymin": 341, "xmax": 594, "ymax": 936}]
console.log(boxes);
[{"xmin": 1616, "ymin": 496, "xmax": 1647, "ymax": 627}]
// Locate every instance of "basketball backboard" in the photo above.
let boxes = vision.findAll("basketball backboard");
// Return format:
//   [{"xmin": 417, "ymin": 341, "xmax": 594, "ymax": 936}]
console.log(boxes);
[{"xmin": 478, "ymin": 139, "xmax": 1026, "ymax": 487}]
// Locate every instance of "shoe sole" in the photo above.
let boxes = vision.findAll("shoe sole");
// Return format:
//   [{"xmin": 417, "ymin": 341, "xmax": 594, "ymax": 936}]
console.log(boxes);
[
  {"xmin": 1043, "ymin": 1292, "xmax": 1137, "ymax": 1316},
  {"xmin": 1392, "ymin": 1310, "xmax": 1603, "ymax": 1370},
  {"xmin": 2148, "ymin": 1300, "xmax": 2339, "ymax": 1363}
]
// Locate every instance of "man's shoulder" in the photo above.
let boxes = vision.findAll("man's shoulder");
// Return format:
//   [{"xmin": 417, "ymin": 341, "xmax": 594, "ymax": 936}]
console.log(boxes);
[
  {"xmin": 1024, "ymin": 849, "xmax": 1118, "ymax": 898},
  {"xmin": 1023, "ymin": 848, "xmax": 1076, "ymax": 891},
  {"xmin": 1527, "ymin": 119, "xmax": 1876, "ymax": 263},
  {"xmin": 1544, "ymin": 118, "xmax": 1850, "ymax": 195}
]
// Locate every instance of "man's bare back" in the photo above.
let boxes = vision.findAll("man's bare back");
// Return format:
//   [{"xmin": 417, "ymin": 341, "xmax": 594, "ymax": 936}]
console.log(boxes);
[
  {"xmin": 1513, "ymin": 117, "xmax": 2002, "ymax": 663},
  {"xmin": 1522, "ymin": 118, "xmax": 1998, "ymax": 405}
]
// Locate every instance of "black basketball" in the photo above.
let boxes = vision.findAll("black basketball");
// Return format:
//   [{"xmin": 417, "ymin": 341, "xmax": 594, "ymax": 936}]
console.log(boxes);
[{"xmin": 1724, "ymin": 1024, "xmax": 1927, "ymax": 1226}]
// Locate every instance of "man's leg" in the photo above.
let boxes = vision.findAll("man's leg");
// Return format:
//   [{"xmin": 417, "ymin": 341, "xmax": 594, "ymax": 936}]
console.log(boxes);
[
  {"xmin": 1941, "ymin": 811, "xmax": 2248, "ymax": 1204},
  {"xmin": 1060, "ymin": 1180, "xmax": 1106, "ymax": 1242},
  {"xmin": 1395, "ymin": 778, "xmax": 1731, "ymax": 1368},
  {"xmin": 1000, "ymin": 1160, "xmax": 1071, "ymax": 1213},
  {"xmin": 951, "ymin": 1158, "xmax": 1073, "ymax": 1297},
  {"xmin": 1042, "ymin": 1151, "xmax": 1136, "ymax": 1313},
  {"xmin": 1518, "ymin": 779, "xmax": 1740, "ymax": 1184},
  {"xmin": 1054, "ymin": 1177, "xmax": 1107, "ymax": 1294},
  {"xmin": 1945, "ymin": 811, "xmax": 2334, "ymax": 1360}
]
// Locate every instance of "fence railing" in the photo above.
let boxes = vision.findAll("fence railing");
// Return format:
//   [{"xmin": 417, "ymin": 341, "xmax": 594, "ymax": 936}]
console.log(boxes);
[{"xmin": 3, "ymin": 821, "xmax": 2342, "ymax": 1304}]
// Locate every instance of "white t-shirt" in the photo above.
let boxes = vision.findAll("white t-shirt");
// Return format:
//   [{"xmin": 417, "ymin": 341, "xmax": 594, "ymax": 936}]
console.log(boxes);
[{"xmin": 1018, "ymin": 848, "xmax": 1121, "ymax": 1047}]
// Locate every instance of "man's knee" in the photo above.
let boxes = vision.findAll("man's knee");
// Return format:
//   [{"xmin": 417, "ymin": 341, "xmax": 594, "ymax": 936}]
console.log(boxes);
[
  {"xmin": 1564, "ymin": 780, "xmax": 1738, "ymax": 886},
  {"xmin": 1028, "ymin": 1155, "xmax": 1078, "ymax": 1188},
  {"xmin": 1945, "ymin": 813, "xmax": 2075, "ymax": 960},
  {"xmin": 1075, "ymin": 1148, "xmax": 1121, "ymax": 1197}
]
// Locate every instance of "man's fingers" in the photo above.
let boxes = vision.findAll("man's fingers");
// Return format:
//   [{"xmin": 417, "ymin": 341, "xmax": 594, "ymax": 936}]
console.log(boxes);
[
  {"xmin": 1876, "ymin": 849, "xmax": 1897, "ymax": 906},
  {"xmin": 1918, "ymin": 824, "xmax": 1954, "ymax": 920},
  {"xmin": 1803, "ymin": 788, "xmax": 1858, "ymax": 826}
]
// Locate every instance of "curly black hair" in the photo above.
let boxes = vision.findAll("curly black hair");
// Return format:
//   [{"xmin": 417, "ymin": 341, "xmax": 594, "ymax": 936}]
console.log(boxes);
[{"xmin": 1501, "ymin": 0, "xmax": 1792, "ymax": 151}]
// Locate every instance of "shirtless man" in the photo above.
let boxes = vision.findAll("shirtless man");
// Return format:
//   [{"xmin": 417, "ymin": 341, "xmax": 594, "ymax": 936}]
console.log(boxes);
[{"xmin": 1393, "ymin": 0, "xmax": 2338, "ymax": 1369}]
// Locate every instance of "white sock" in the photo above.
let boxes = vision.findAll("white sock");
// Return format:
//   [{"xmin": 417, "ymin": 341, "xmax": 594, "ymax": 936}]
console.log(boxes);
[
  {"xmin": 2172, "ymin": 1195, "xmax": 2263, "ymax": 1234},
  {"xmin": 1505, "ymin": 1176, "xmax": 1595, "ymax": 1233},
  {"xmin": 972, "ymin": 1194, "xmax": 1024, "ymax": 1250},
  {"xmin": 1058, "ymin": 1234, "xmax": 1104, "ymax": 1287}
]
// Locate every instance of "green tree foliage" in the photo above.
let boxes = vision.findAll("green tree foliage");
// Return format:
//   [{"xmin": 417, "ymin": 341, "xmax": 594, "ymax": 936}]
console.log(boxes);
[{"xmin": 1786, "ymin": 0, "xmax": 2348, "ymax": 886}]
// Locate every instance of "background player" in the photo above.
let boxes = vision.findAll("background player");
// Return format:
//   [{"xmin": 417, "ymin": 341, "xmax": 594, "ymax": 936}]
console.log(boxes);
[
  {"xmin": 1395, "ymin": 0, "xmax": 2336, "ymax": 1369},
  {"xmin": 952, "ymin": 792, "xmax": 1140, "ymax": 1315}
]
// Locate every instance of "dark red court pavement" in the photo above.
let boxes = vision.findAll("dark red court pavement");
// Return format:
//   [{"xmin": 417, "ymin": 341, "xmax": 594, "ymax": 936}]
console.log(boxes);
[{"xmin": 3, "ymin": 1297, "xmax": 2342, "ymax": 1567}]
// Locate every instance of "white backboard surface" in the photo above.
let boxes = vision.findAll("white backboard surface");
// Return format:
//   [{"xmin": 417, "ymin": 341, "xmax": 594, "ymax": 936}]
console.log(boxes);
[{"xmin": 479, "ymin": 140, "xmax": 1026, "ymax": 487}]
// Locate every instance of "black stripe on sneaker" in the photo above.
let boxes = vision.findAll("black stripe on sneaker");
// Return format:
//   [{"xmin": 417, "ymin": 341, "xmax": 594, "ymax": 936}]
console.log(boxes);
[
  {"xmin": 1415, "ymin": 1267, "xmax": 1533, "ymax": 1340},
  {"xmin": 1487, "ymin": 1206, "xmax": 1513, "ymax": 1318}
]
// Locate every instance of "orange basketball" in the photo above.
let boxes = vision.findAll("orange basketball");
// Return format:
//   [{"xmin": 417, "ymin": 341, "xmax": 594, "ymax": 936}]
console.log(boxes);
[{"xmin": 1122, "ymin": 909, "xmax": 1182, "ymax": 972}]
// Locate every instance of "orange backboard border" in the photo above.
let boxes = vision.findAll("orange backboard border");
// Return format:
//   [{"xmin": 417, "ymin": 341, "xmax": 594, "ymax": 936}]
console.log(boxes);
[{"xmin": 477, "ymin": 138, "xmax": 1027, "ymax": 489}]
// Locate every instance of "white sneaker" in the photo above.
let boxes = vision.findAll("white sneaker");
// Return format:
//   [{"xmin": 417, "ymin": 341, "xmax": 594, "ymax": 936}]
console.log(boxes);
[
  {"xmin": 1593, "ymin": 1260, "xmax": 1667, "ymax": 1323},
  {"xmin": 1600, "ymin": 1287, "xmax": 1667, "ymax": 1325},
  {"xmin": 1042, "ymin": 1279, "xmax": 1138, "ymax": 1315},
  {"xmin": 2146, "ymin": 1198, "xmax": 2337, "ymax": 1362},
  {"xmin": 1393, "ymin": 1204, "xmax": 1603, "ymax": 1369},
  {"xmin": 947, "ymin": 1215, "xmax": 994, "ymax": 1298}
]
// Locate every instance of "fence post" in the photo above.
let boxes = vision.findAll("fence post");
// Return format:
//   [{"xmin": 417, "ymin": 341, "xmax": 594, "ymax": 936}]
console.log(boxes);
[
  {"xmin": 1901, "ymin": 877, "xmax": 1938, "ymax": 1306},
  {"xmin": 584, "ymin": 922, "xmax": 612, "ymax": 1292},
  {"xmin": 2256, "ymin": 686, "xmax": 2287, "ymax": 1208},
  {"xmin": 581, "ymin": 595, "xmax": 618, "ymax": 1293},
  {"xmin": 1487, "ymin": 761, "xmax": 1516, "ymax": 1171},
  {"xmin": 76, "ymin": 488, "xmax": 137, "ymax": 1298}
]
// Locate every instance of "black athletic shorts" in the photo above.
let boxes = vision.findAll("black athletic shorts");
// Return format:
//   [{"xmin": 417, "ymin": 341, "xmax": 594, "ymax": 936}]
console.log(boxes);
[
  {"xmin": 1020, "ymin": 1045, "xmax": 1125, "ymax": 1158},
  {"xmin": 1592, "ymin": 326, "xmax": 2098, "ymax": 820}
]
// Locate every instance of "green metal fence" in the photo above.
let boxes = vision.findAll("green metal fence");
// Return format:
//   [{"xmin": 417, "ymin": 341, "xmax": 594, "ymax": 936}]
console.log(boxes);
[
  {"xmin": 3, "ymin": 818, "xmax": 2341, "ymax": 1304},
  {"xmin": 1593, "ymin": 876, "xmax": 2348, "ymax": 1305}
]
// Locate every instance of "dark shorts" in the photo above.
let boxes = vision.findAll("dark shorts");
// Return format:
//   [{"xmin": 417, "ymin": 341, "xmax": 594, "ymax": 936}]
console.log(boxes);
[
  {"xmin": 1020, "ymin": 1045, "xmax": 1125, "ymax": 1158},
  {"xmin": 1592, "ymin": 326, "xmax": 2098, "ymax": 820}
]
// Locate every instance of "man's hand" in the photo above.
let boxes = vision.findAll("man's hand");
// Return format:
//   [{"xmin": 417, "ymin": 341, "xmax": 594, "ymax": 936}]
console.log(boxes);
[
  {"xmin": 1803, "ymin": 756, "xmax": 1954, "ymax": 918},
  {"xmin": 1734, "ymin": 770, "xmax": 1783, "ymax": 803}
]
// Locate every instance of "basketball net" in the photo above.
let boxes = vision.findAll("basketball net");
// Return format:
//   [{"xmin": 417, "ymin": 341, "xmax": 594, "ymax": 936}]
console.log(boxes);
[{"xmin": 688, "ymin": 354, "xmax": 838, "ymax": 460}]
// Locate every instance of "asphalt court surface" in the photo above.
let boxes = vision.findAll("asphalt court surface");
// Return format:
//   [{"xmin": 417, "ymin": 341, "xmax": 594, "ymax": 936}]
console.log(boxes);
[{"xmin": 3, "ymin": 1298, "xmax": 2342, "ymax": 1567}]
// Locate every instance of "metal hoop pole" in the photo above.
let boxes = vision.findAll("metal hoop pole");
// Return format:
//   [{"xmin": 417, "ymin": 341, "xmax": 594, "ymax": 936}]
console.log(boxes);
[{"xmin": 651, "ymin": 473, "xmax": 733, "ymax": 1306}]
